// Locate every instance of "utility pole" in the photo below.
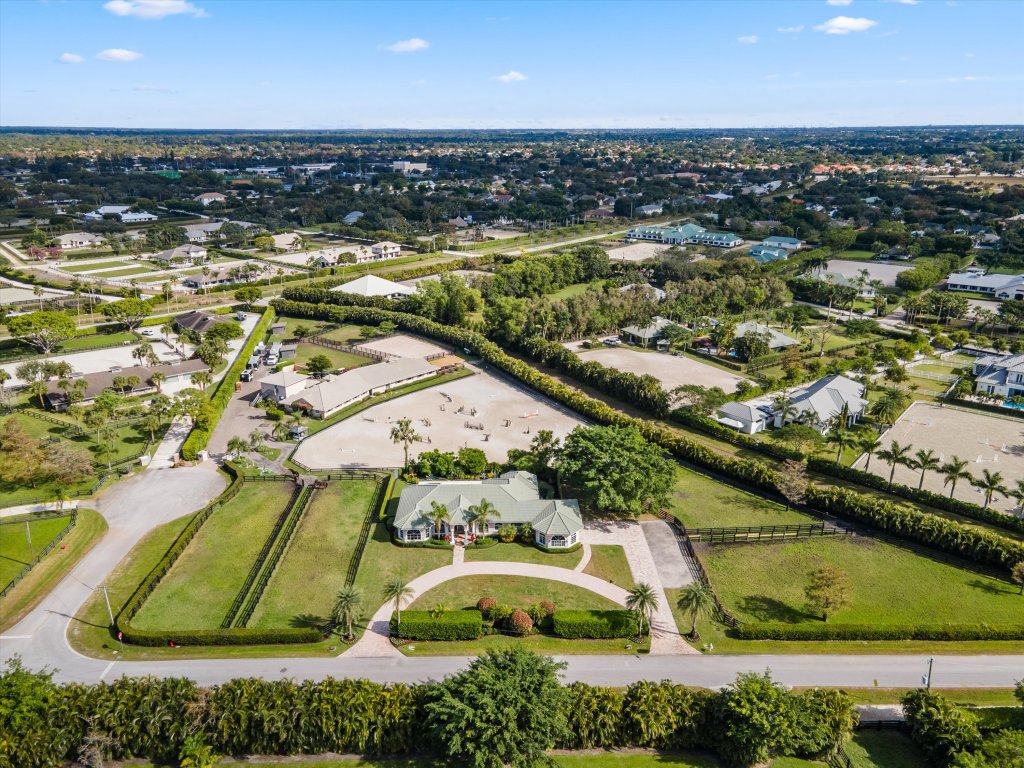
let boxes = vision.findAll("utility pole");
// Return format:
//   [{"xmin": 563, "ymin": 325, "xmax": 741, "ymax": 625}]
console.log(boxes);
[
  {"xmin": 101, "ymin": 584, "xmax": 115, "ymax": 627},
  {"xmin": 923, "ymin": 656, "xmax": 934, "ymax": 690}
]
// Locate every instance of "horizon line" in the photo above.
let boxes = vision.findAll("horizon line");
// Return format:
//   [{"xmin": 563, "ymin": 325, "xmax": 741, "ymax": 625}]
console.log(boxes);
[{"xmin": 3, "ymin": 123, "xmax": 1024, "ymax": 133}]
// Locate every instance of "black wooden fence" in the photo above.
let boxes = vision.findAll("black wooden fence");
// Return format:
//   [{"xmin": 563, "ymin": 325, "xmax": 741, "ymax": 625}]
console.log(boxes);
[
  {"xmin": 0, "ymin": 511, "xmax": 78, "ymax": 598},
  {"xmin": 687, "ymin": 522, "xmax": 853, "ymax": 544}
]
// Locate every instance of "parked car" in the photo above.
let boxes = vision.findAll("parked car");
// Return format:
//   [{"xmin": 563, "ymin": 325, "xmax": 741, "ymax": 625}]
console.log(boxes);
[{"xmin": 141, "ymin": 328, "xmax": 155, "ymax": 336}]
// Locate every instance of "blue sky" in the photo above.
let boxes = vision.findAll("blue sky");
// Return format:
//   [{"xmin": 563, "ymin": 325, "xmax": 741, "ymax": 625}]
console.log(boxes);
[{"xmin": 1, "ymin": 0, "xmax": 1022, "ymax": 129}]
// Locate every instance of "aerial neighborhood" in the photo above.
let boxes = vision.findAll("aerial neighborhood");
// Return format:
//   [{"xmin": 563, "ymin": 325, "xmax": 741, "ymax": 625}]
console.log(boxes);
[{"xmin": 1, "ymin": 2, "xmax": 1024, "ymax": 760}]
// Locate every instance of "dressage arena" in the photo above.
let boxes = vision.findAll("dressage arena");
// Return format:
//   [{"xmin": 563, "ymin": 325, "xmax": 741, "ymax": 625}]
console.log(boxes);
[
  {"xmin": 291, "ymin": 369, "xmax": 587, "ymax": 470},
  {"xmin": 566, "ymin": 344, "xmax": 747, "ymax": 392},
  {"xmin": 355, "ymin": 333, "xmax": 450, "ymax": 359},
  {"xmin": 855, "ymin": 402, "xmax": 1024, "ymax": 516}
]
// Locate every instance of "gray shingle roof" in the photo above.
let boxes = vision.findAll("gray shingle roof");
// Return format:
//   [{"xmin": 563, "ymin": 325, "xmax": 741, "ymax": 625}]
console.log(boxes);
[{"xmin": 393, "ymin": 471, "xmax": 583, "ymax": 536}]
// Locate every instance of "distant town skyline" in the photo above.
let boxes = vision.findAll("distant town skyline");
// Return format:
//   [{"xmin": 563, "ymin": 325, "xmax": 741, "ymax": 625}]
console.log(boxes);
[{"xmin": 1, "ymin": 0, "xmax": 1022, "ymax": 129}]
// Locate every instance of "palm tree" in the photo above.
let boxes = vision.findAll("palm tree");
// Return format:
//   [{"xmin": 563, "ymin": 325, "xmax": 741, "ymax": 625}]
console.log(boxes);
[
  {"xmin": 858, "ymin": 433, "xmax": 879, "ymax": 471},
  {"xmin": 226, "ymin": 435, "xmax": 249, "ymax": 460},
  {"xmin": 972, "ymin": 469, "xmax": 1007, "ymax": 510},
  {"xmin": 331, "ymin": 586, "xmax": 362, "ymax": 641},
  {"xmin": 383, "ymin": 577, "xmax": 414, "ymax": 631},
  {"xmin": 1006, "ymin": 479, "xmax": 1024, "ymax": 515},
  {"xmin": 869, "ymin": 386, "xmax": 910, "ymax": 426},
  {"xmin": 0, "ymin": 369, "xmax": 10, "ymax": 403},
  {"xmin": 676, "ymin": 582, "xmax": 716, "ymax": 639},
  {"xmin": 389, "ymin": 417, "xmax": 422, "ymax": 468},
  {"xmin": 271, "ymin": 421, "xmax": 290, "ymax": 442},
  {"xmin": 827, "ymin": 427, "xmax": 856, "ymax": 465},
  {"xmin": 427, "ymin": 500, "xmax": 451, "ymax": 539},
  {"xmin": 939, "ymin": 455, "xmax": 972, "ymax": 499},
  {"xmin": 467, "ymin": 498, "xmax": 500, "ymax": 537},
  {"xmin": 875, "ymin": 440, "xmax": 913, "ymax": 489},
  {"xmin": 912, "ymin": 449, "xmax": 940, "ymax": 490},
  {"xmin": 150, "ymin": 371, "xmax": 166, "ymax": 394},
  {"xmin": 771, "ymin": 394, "xmax": 798, "ymax": 427},
  {"xmin": 625, "ymin": 583, "xmax": 659, "ymax": 640}
]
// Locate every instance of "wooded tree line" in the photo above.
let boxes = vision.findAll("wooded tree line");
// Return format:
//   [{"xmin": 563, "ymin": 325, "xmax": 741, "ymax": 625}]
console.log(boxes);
[{"xmin": 1, "ymin": 652, "xmax": 856, "ymax": 768}]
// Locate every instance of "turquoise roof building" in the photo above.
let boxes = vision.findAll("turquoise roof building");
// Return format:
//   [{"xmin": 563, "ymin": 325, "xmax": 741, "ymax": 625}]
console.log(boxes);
[
  {"xmin": 762, "ymin": 235, "xmax": 803, "ymax": 250},
  {"xmin": 748, "ymin": 245, "xmax": 789, "ymax": 263}
]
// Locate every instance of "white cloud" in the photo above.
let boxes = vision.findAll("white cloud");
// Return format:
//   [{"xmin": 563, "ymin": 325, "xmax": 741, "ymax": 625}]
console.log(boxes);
[
  {"xmin": 59, "ymin": 52, "xmax": 84, "ymax": 64},
  {"xmin": 384, "ymin": 37, "xmax": 429, "ymax": 53},
  {"xmin": 97, "ymin": 48, "xmax": 143, "ymax": 61},
  {"xmin": 814, "ymin": 16, "xmax": 878, "ymax": 34},
  {"xmin": 103, "ymin": 0, "xmax": 207, "ymax": 19},
  {"xmin": 737, "ymin": 35, "xmax": 759, "ymax": 44},
  {"xmin": 947, "ymin": 75, "xmax": 991, "ymax": 83},
  {"xmin": 884, "ymin": 0, "xmax": 920, "ymax": 4},
  {"xmin": 777, "ymin": 25, "xmax": 805, "ymax": 33},
  {"xmin": 965, "ymin": 52, "xmax": 975, "ymax": 58},
  {"xmin": 826, "ymin": 0, "xmax": 854, "ymax": 5},
  {"xmin": 494, "ymin": 70, "xmax": 527, "ymax": 83}
]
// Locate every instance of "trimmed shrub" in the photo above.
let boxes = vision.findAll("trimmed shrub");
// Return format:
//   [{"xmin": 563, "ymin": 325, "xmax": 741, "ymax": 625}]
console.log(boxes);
[
  {"xmin": 734, "ymin": 623, "xmax": 1024, "ymax": 641},
  {"xmin": 518, "ymin": 521, "xmax": 534, "ymax": 542},
  {"xmin": 477, "ymin": 597, "xmax": 497, "ymax": 618},
  {"xmin": 508, "ymin": 609, "xmax": 534, "ymax": 635},
  {"xmin": 498, "ymin": 524, "xmax": 517, "ymax": 543},
  {"xmin": 390, "ymin": 609, "xmax": 483, "ymax": 641},
  {"xmin": 391, "ymin": 535, "xmax": 453, "ymax": 549},
  {"xmin": 490, "ymin": 604, "xmax": 513, "ymax": 623},
  {"xmin": 552, "ymin": 610, "xmax": 639, "ymax": 639},
  {"xmin": 539, "ymin": 600, "xmax": 557, "ymax": 617},
  {"xmin": 470, "ymin": 536, "xmax": 499, "ymax": 549}
]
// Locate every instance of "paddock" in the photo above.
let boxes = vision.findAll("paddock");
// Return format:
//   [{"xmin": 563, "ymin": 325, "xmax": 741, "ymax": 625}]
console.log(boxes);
[
  {"xmin": 355, "ymin": 333, "xmax": 450, "ymax": 359},
  {"xmin": 825, "ymin": 259, "xmax": 912, "ymax": 287},
  {"xmin": 565, "ymin": 344, "xmax": 747, "ymax": 392},
  {"xmin": 290, "ymin": 368, "xmax": 586, "ymax": 469},
  {"xmin": 854, "ymin": 401, "xmax": 1024, "ymax": 516},
  {"xmin": 604, "ymin": 242, "xmax": 673, "ymax": 262}
]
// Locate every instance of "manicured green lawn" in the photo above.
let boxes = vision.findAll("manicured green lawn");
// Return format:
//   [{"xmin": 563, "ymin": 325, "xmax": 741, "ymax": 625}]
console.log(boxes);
[
  {"xmin": 669, "ymin": 470, "xmax": 814, "ymax": 528},
  {"xmin": 702, "ymin": 537, "xmax": 1024, "ymax": 627},
  {"xmin": 319, "ymin": 323, "xmax": 373, "ymax": 344},
  {"xmin": 410, "ymin": 575, "xmax": 620, "ymax": 613},
  {"xmin": 583, "ymin": 544, "xmax": 637, "ymax": 590},
  {"xmin": 249, "ymin": 479, "xmax": 379, "ymax": 628},
  {"xmin": 293, "ymin": 341, "xmax": 372, "ymax": 372},
  {"xmin": 131, "ymin": 482, "xmax": 296, "ymax": 631},
  {"xmin": 92, "ymin": 266, "xmax": 157, "ymax": 278},
  {"xmin": 548, "ymin": 281, "xmax": 596, "ymax": 300},
  {"xmin": 834, "ymin": 250, "xmax": 880, "ymax": 261},
  {"xmin": 464, "ymin": 541, "xmax": 583, "ymax": 569},
  {"xmin": 352, "ymin": 520, "xmax": 452, "ymax": 621},
  {"xmin": 0, "ymin": 514, "xmax": 75, "ymax": 588},
  {"xmin": 0, "ymin": 331, "xmax": 137, "ymax": 363},
  {"xmin": 0, "ymin": 508, "xmax": 107, "ymax": 632},
  {"xmin": 845, "ymin": 731, "xmax": 928, "ymax": 768},
  {"xmin": 399, "ymin": 631, "xmax": 650, "ymax": 657},
  {"xmin": 830, "ymin": 687, "xmax": 1021, "ymax": 707}
]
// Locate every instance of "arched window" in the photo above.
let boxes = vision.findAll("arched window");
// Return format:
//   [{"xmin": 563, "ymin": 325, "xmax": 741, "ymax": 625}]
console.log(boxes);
[{"xmin": 550, "ymin": 535, "xmax": 566, "ymax": 548}]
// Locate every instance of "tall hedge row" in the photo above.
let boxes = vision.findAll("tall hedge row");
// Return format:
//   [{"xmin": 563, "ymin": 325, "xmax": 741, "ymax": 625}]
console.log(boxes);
[
  {"xmin": 552, "ymin": 610, "xmax": 639, "ymax": 639},
  {"xmin": 270, "ymin": 298, "xmax": 1024, "ymax": 574},
  {"xmin": 390, "ymin": 610, "xmax": 483, "ymax": 641},
  {"xmin": 734, "ymin": 622, "xmax": 1024, "ymax": 641},
  {"xmin": 4, "ymin": 660, "xmax": 855, "ymax": 768},
  {"xmin": 180, "ymin": 307, "xmax": 275, "ymax": 461}
]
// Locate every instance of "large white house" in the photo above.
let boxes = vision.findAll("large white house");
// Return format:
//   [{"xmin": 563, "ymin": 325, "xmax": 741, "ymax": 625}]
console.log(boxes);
[
  {"xmin": 194, "ymin": 192, "xmax": 227, "ymax": 206},
  {"xmin": 777, "ymin": 374, "xmax": 868, "ymax": 433},
  {"xmin": 152, "ymin": 244, "xmax": 208, "ymax": 265},
  {"xmin": 56, "ymin": 231, "xmax": 105, "ymax": 249},
  {"xmin": 973, "ymin": 353, "xmax": 1024, "ymax": 399},
  {"xmin": 946, "ymin": 267, "xmax": 1024, "ymax": 300},
  {"xmin": 625, "ymin": 223, "xmax": 741, "ymax": 247},
  {"xmin": 84, "ymin": 205, "xmax": 157, "ymax": 223},
  {"xmin": 392, "ymin": 471, "xmax": 583, "ymax": 548}
]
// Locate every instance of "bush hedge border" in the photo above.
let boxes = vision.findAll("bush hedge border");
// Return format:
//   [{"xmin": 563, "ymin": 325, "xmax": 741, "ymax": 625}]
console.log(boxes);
[
  {"xmin": 734, "ymin": 622, "xmax": 1024, "ymax": 641},
  {"xmin": 390, "ymin": 609, "xmax": 483, "ymax": 640},
  {"xmin": 180, "ymin": 307, "xmax": 275, "ymax": 461},
  {"xmin": 552, "ymin": 609, "xmax": 640, "ymax": 639},
  {"xmin": 270, "ymin": 299, "xmax": 1024, "ymax": 575},
  {"xmin": 115, "ymin": 461, "xmax": 320, "ymax": 646}
]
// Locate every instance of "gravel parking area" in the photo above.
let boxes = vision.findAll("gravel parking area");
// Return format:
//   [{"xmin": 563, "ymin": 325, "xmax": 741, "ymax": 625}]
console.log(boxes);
[
  {"xmin": 856, "ymin": 402, "xmax": 1024, "ymax": 516},
  {"xmin": 566, "ymin": 344, "xmax": 747, "ymax": 392},
  {"xmin": 291, "ymin": 369, "xmax": 586, "ymax": 469},
  {"xmin": 825, "ymin": 259, "xmax": 912, "ymax": 287}
]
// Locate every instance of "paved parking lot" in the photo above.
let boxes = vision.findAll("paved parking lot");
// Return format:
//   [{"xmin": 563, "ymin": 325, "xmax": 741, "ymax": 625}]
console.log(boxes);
[{"xmin": 825, "ymin": 259, "xmax": 912, "ymax": 287}]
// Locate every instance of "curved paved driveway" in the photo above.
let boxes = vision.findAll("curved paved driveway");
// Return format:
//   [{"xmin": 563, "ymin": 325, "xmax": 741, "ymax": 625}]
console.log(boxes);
[{"xmin": 344, "ymin": 561, "xmax": 638, "ymax": 658}]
